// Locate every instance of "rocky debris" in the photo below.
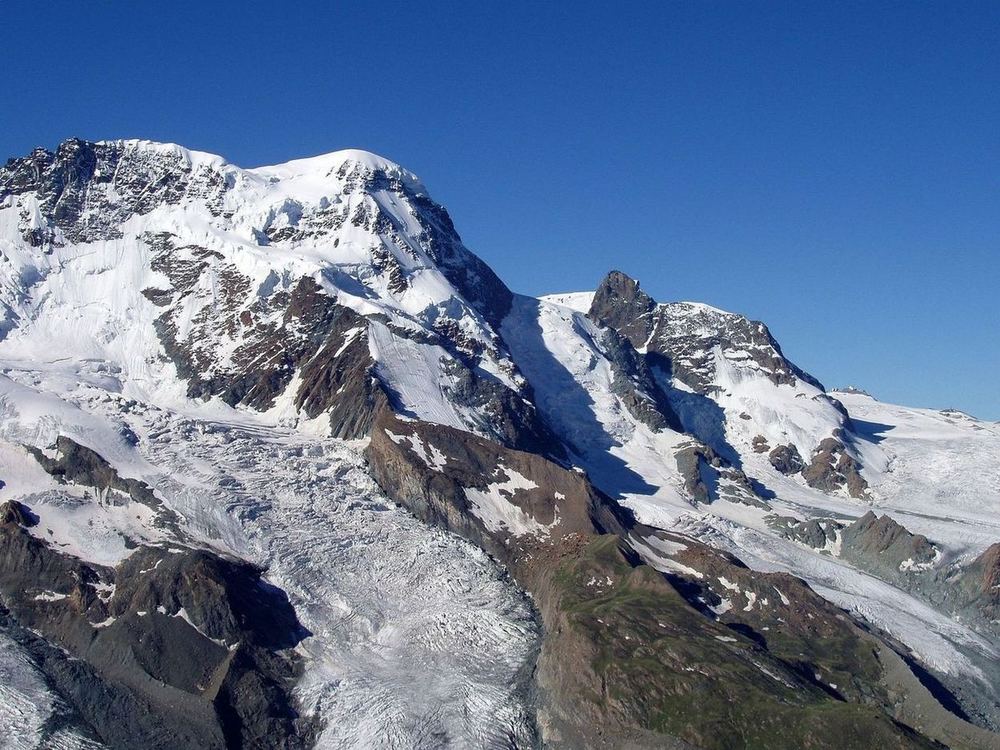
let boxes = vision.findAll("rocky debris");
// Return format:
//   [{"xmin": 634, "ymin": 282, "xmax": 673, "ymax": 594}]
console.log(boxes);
[
  {"xmin": 802, "ymin": 437, "xmax": 869, "ymax": 498},
  {"xmin": 0, "ymin": 500, "xmax": 312, "ymax": 749},
  {"xmin": 628, "ymin": 525, "xmax": 1000, "ymax": 747},
  {"xmin": 752, "ymin": 434, "xmax": 770, "ymax": 453},
  {"xmin": 768, "ymin": 443, "xmax": 805, "ymax": 474},
  {"xmin": 773, "ymin": 510, "xmax": 948, "ymax": 580},
  {"xmin": 769, "ymin": 515, "xmax": 844, "ymax": 551}
]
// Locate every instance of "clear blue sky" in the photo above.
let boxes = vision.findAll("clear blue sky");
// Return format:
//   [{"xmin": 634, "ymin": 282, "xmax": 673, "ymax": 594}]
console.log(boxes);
[{"xmin": 3, "ymin": 1, "xmax": 998, "ymax": 418}]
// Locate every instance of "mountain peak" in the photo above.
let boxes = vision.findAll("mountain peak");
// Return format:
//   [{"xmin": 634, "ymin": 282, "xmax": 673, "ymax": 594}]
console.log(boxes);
[
  {"xmin": 249, "ymin": 147, "xmax": 426, "ymax": 193},
  {"xmin": 588, "ymin": 270, "xmax": 657, "ymax": 334}
]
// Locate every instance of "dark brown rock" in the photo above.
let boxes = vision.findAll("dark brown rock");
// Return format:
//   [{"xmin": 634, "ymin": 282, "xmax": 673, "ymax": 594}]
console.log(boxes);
[
  {"xmin": 769, "ymin": 442, "xmax": 805, "ymax": 474},
  {"xmin": 0, "ymin": 499, "xmax": 37, "ymax": 527},
  {"xmin": 587, "ymin": 270, "xmax": 657, "ymax": 344},
  {"xmin": 802, "ymin": 437, "xmax": 869, "ymax": 498}
]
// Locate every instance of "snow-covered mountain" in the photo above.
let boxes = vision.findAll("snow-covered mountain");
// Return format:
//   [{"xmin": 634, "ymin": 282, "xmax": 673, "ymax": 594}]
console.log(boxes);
[{"xmin": 0, "ymin": 138, "xmax": 997, "ymax": 750}]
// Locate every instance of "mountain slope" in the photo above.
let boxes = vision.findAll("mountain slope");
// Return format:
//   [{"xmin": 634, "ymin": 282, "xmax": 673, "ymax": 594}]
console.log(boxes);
[{"xmin": 0, "ymin": 139, "xmax": 997, "ymax": 749}]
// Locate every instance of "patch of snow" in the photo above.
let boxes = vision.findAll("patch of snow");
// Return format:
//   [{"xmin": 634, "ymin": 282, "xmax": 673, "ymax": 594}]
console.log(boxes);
[
  {"xmin": 465, "ymin": 465, "xmax": 557, "ymax": 538},
  {"xmin": 33, "ymin": 591, "xmax": 67, "ymax": 602},
  {"xmin": 628, "ymin": 533, "xmax": 705, "ymax": 579},
  {"xmin": 709, "ymin": 598, "xmax": 733, "ymax": 616},
  {"xmin": 718, "ymin": 576, "xmax": 740, "ymax": 592},
  {"xmin": 384, "ymin": 429, "xmax": 448, "ymax": 471}
]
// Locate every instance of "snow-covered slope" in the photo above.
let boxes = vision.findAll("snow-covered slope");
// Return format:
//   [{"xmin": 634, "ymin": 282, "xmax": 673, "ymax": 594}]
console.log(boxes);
[
  {"xmin": 835, "ymin": 391, "xmax": 1000, "ymax": 554},
  {"xmin": 537, "ymin": 291, "xmax": 594, "ymax": 313},
  {"xmin": 503, "ymin": 295, "xmax": 693, "ymax": 518},
  {"xmin": 0, "ymin": 363, "xmax": 538, "ymax": 748},
  {"xmin": 0, "ymin": 138, "xmax": 536, "ymax": 447},
  {"xmin": 0, "ymin": 139, "xmax": 550, "ymax": 747}
]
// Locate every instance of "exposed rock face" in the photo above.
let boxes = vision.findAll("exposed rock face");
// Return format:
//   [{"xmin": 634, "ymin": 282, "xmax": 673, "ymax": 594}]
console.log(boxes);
[
  {"xmin": 405, "ymin": 192, "xmax": 515, "ymax": 329},
  {"xmin": 367, "ymin": 410, "xmax": 946, "ymax": 749},
  {"xmin": 366, "ymin": 409, "xmax": 604, "ymax": 564},
  {"xmin": 147, "ymin": 232, "xmax": 552, "ymax": 449},
  {"xmin": 151, "ymin": 267, "xmax": 387, "ymax": 438},
  {"xmin": 0, "ymin": 498, "xmax": 38, "ymax": 526},
  {"xmin": 802, "ymin": 437, "xmax": 869, "ymax": 498},
  {"xmin": 0, "ymin": 501, "xmax": 311, "ymax": 749},
  {"xmin": 842, "ymin": 512, "xmax": 938, "ymax": 573},
  {"xmin": 0, "ymin": 138, "xmax": 230, "ymax": 247},
  {"xmin": 957, "ymin": 544, "xmax": 1000, "ymax": 631},
  {"xmin": 675, "ymin": 443, "xmax": 719, "ymax": 505},
  {"xmin": 429, "ymin": 352, "xmax": 565, "ymax": 458},
  {"xmin": 28, "ymin": 436, "xmax": 162, "ymax": 509},
  {"xmin": 768, "ymin": 443, "xmax": 805, "ymax": 474},
  {"xmin": 586, "ymin": 270, "xmax": 657, "ymax": 343},
  {"xmin": 598, "ymin": 326, "xmax": 683, "ymax": 432},
  {"xmin": 589, "ymin": 271, "xmax": 823, "ymax": 394},
  {"xmin": 673, "ymin": 442, "xmax": 768, "ymax": 509}
]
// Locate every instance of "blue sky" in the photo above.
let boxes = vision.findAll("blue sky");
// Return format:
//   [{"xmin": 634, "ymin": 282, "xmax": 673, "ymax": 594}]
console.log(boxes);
[{"xmin": 3, "ymin": 1, "xmax": 998, "ymax": 418}]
